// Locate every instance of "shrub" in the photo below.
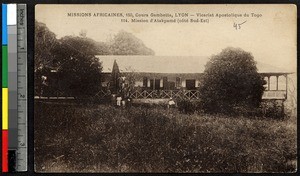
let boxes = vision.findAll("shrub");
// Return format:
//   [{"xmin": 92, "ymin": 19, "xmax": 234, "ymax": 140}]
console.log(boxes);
[
  {"xmin": 231, "ymin": 105, "xmax": 264, "ymax": 117},
  {"xmin": 177, "ymin": 99, "xmax": 203, "ymax": 114},
  {"xmin": 261, "ymin": 100, "xmax": 285, "ymax": 119},
  {"xmin": 199, "ymin": 47, "xmax": 266, "ymax": 114}
]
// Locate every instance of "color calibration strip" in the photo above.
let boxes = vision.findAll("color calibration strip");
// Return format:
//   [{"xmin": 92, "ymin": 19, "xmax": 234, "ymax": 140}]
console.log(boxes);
[
  {"xmin": 2, "ymin": 4, "xmax": 9, "ymax": 172},
  {"xmin": 2, "ymin": 4, "xmax": 27, "ymax": 172}
]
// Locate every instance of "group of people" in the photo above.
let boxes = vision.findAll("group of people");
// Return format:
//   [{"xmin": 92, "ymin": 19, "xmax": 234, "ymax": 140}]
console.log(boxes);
[
  {"xmin": 111, "ymin": 76, "xmax": 177, "ymax": 108},
  {"xmin": 115, "ymin": 95, "xmax": 132, "ymax": 107},
  {"xmin": 114, "ymin": 95, "xmax": 176, "ymax": 109}
]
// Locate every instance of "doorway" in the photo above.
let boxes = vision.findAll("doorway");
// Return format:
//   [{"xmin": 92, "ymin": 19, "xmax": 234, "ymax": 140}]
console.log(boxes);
[{"xmin": 186, "ymin": 79, "xmax": 196, "ymax": 90}]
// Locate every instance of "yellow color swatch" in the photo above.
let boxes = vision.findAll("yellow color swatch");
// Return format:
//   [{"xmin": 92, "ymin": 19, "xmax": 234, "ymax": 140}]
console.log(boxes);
[{"xmin": 2, "ymin": 88, "xmax": 8, "ymax": 130}]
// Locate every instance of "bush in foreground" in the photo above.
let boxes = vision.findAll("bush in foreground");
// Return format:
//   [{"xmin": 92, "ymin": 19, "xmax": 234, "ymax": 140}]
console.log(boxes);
[
  {"xmin": 177, "ymin": 99, "xmax": 203, "ymax": 114},
  {"xmin": 199, "ymin": 47, "xmax": 266, "ymax": 114}
]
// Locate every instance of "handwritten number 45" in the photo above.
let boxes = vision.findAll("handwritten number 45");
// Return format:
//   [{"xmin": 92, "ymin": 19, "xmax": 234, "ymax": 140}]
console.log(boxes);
[{"xmin": 233, "ymin": 21, "xmax": 247, "ymax": 30}]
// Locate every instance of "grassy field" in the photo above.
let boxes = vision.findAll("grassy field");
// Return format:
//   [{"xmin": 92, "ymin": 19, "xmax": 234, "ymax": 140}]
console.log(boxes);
[{"xmin": 34, "ymin": 101, "xmax": 297, "ymax": 173}]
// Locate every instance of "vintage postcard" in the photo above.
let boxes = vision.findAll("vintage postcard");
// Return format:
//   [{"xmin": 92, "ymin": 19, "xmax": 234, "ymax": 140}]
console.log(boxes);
[{"xmin": 34, "ymin": 4, "xmax": 296, "ymax": 173}]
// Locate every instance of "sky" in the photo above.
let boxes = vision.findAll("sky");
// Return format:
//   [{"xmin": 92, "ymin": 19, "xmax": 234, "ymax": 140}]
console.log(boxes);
[{"xmin": 35, "ymin": 4, "xmax": 296, "ymax": 72}]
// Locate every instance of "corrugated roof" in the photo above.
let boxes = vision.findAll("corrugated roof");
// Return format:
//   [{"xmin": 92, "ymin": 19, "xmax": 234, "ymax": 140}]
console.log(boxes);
[{"xmin": 96, "ymin": 55, "xmax": 291, "ymax": 74}]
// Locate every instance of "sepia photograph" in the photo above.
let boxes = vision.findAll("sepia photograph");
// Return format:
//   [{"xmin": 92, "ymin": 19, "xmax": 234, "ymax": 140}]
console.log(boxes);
[{"xmin": 34, "ymin": 4, "xmax": 297, "ymax": 173}]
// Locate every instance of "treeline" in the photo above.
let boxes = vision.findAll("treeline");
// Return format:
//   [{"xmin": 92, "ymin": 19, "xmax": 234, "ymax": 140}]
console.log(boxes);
[{"xmin": 35, "ymin": 21, "xmax": 154, "ymax": 98}]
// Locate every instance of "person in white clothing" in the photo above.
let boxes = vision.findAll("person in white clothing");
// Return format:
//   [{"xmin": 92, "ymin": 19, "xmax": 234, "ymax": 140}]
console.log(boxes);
[
  {"xmin": 116, "ymin": 96, "xmax": 122, "ymax": 106},
  {"xmin": 168, "ymin": 97, "xmax": 176, "ymax": 109}
]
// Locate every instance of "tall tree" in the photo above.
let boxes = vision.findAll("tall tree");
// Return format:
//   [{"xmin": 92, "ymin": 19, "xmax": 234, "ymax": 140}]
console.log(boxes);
[
  {"xmin": 199, "ymin": 47, "xmax": 266, "ymax": 114},
  {"xmin": 35, "ymin": 21, "xmax": 59, "ymax": 96},
  {"xmin": 52, "ymin": 36, "xmax": 103, "ymax": 98},
  {"xmin": 108, "ymin": 30, "xmax": 155, "ymax": 55},
  {"xmin": 35, "ymin": 21, "xmax": 59, "ymax": 72},
  {"xmin": 59, "ymin": 36, "xmax": 108, "ymax": 56}
]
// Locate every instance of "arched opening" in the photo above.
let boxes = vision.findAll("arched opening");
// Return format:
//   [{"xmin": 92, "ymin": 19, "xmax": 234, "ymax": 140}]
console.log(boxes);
[
  {"xmin": 278, "ymin": 75, "xmax": 286, "ymax": 90},
  {"xmin": 269, "ymin": 76, "xmax": 277, "ymax": 90}
]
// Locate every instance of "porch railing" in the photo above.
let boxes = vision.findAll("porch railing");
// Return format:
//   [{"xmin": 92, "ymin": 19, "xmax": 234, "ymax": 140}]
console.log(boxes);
[
  {"xmin": 262, "ymin": 90, "xmax": 286, "ymax": 100},
  {"xmin": 129, "ymin": 90, "xmax": 287, "ymax": 100},
  {"xmin": 129, "ymin": 90, "xmax": 200, "ymax": 100},
  {"xmin": 34, "ymin": 89, "xmax": 287, "ymax": 100}
]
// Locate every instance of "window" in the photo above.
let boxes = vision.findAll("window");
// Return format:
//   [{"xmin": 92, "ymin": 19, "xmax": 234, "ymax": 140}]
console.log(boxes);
[
  {"xmin": 186, "ymin": 79, "xmax": 196, "ymax": 90},
  {"xmin": 163, "ymin": 77, "xmax": 168, "ymax": 89},
  {"xmin": 169, "ymin": 82, "xmax": 176, "ymax": 90},
  {"xmin": 155, "ymin": 79, "xmax": 160, "ymax": 90},
  {"xmin": 176, "ymin": 77, "xmax": 181, "ymax": 87},
  {"xmin": 143, "ymin": 77, "xmax": 148, "ymax": 87}
]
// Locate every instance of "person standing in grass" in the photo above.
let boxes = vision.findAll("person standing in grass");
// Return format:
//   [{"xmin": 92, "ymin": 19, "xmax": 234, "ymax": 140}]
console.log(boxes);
[
  {"xmin": 168, "ymin": 97, "xmax": 176, "ymax": 109},
  {"xmin": 116, "ymin": 95, "xmax": 122, "ymax": 107}
]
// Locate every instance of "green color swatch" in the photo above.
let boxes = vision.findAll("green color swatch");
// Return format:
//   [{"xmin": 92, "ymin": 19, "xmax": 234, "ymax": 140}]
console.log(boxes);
[{"xmin": 2, "ymin": 45, "xmax": 8, "ymax": 88}]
